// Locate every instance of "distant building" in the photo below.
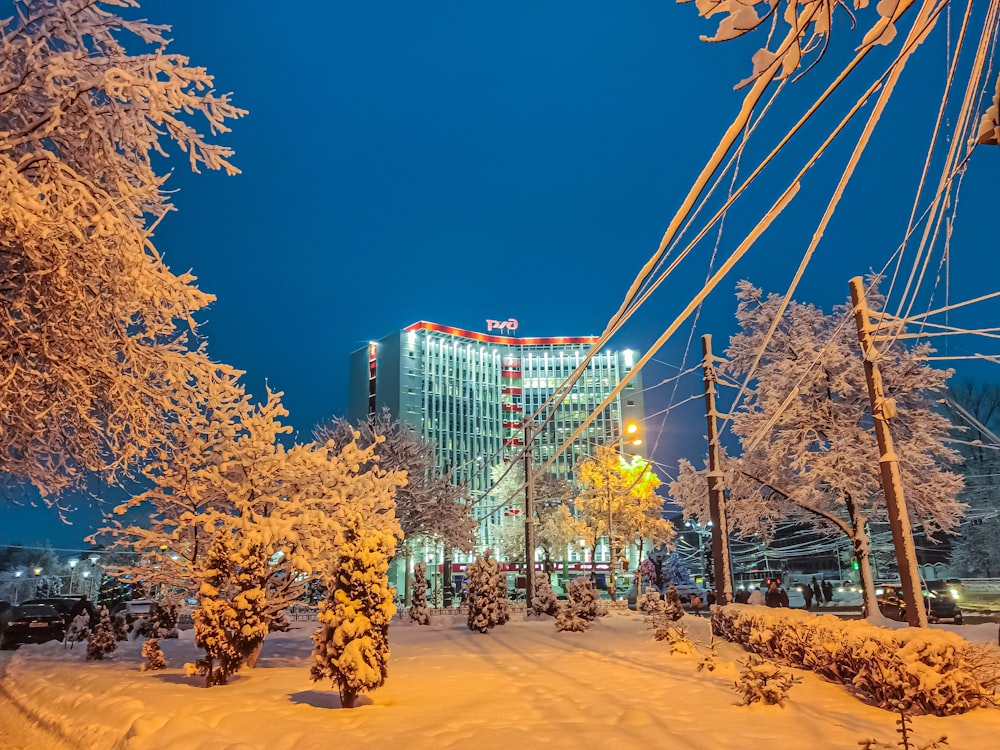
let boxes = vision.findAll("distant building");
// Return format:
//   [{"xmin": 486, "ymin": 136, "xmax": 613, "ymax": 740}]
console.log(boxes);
[{"xmin": 348, "ymin": 321, "xmax": 646, "ymax": 551}]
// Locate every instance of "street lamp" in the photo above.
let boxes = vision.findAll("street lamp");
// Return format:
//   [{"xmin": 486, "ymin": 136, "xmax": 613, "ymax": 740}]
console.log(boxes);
[{"xmin": 68, "ymin": 559, "xmax": 78, "ymax": 594}]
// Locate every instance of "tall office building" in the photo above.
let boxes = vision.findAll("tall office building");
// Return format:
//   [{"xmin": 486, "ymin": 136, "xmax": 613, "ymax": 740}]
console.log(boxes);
[{"xmin": 348, "ymin": 321, "xmax": 646, "ymax": 538}]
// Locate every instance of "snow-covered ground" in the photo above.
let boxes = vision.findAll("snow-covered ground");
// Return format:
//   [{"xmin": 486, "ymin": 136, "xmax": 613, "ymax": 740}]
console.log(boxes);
[{"xmin": 1, "ymin": 609, "xmax": 998, "ymax": 750}]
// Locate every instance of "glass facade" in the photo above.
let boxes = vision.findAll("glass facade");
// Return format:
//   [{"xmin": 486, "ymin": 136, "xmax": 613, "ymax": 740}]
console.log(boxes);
[{"xmin": 349, "ymin": 322, "xmax": 646, "ymax": 543}]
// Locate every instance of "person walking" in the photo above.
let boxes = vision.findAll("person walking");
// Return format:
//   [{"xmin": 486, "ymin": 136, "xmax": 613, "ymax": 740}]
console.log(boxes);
[
  {"xmin": 811, "ymin": 577, "xmax": 823, "ymax": 605},
  {"xmin": 747, "ymin": 586, "xmax": 765, "ymax": 606},
  {"xmin": 802, "ymin": 583, "xmax": 813, "ymax": 609},
  {"xmin": 689, "ymin": 593, "xmax": 703, "ymax": 617},
  {"xmin": 821, "ymin": 579, "xmax": 834, "ymax": 604},
  {"xmin": 765, "ymin": 581, "xmax": 786, "ymax": 608}
]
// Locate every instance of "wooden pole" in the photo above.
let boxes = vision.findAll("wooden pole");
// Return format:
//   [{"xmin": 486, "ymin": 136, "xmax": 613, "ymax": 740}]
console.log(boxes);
[
  {"xmin": 701, "ymin": 335, "xmax": 733, "ymax": 605},
  {"xmin": 849, "ymin": 277, "xmax": 927, "ymax": 627}
]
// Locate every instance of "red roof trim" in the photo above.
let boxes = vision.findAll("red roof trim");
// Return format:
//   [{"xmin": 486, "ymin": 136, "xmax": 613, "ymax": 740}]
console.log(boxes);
[{"xmin": 403, "ymin": 321, "xmax": 598, "ymax": 346}]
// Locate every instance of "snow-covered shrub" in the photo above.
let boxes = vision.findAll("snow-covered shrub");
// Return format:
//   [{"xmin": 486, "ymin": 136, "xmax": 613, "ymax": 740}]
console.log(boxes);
[
  {"xmin": 186, "ymin": 535, "xmax": 269, "ymax": 687},
  {"xmin": 554, "ymin": 601, "xmax": 590, "ymax": 632},
  {"xmin": 409, "ymin": 562, "xmax": 431, "ymax": 625},
  {"xmin": 311, "ymin": 520, "xmax": 397, "ymax": 709},
  {"xmin": 647, "ymin": 605, "xmax": 694, "ymax": 654},
  {"xmin": 86, "ymin": 606, "xmax": 117, "ymax": 661},
  {"xmin": 64, "ymin": 612, "xmax": 91, "ymax": 649},
  {"xmin": 662, "ymin": 584, "xmax": 684, "ymax": 621},
  {"xmin": 734, "ymin": 654, "xmax": 799, "ymax": 706},
  {"xmin": 141, "ymin": 638, "xmax": 168, "ymax": 672},
  {"xmin": 697, "ymin": 635, "xmax": 720, "ymax": 672},
  {"xmin": 638, "ymin": 586, "xmax": 663, "ymax": 615},
  {"xmin": 712, "ymin": 604, "xmax": 996, "ymax": 715},
  {"xmin": 112, "ymin": 611, "xmax": 129, "ymax": 642},
  {"xmin": 529, "ymin": 573, "xmax": 559, "ymax": 617},
  {"xmin": 148, "ymin": 600, "xmax": 181, "ymax": 639},
  {"xmin": 465, "ymin": 551, "xmax": 509, "ymax": 633},
  {"xmin": 566, "ymin": 576, "xmax": 601, "ymax": 621}
]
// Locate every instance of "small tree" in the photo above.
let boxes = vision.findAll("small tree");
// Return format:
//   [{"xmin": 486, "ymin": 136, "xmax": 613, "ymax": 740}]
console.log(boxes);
[
  {"xmin": 530, "ymin": 572, "xmax": 559, "ymax": 617},
  {"xmin": 409, "ymin": 562, "xmax": 431, "ymax": 625},
  {"xmin": 64, "ymin": 613, "xmax": 91, "ymax": 649},
  {"xmin": 466, "ymin": 550, "xmax": 509, "ymax": 633},
  {"xmin": 638, "ymin": 586, "xmax": 663, "ymax": 615},
  {"xmin": 555, "ymin": 576, "xmax": 600, "ymax": 632},
  {"xmin": 662, "ymin": 585, "xmax": 684, "ymax": 622},
  {"xmin": 311, "ymin": 519, "xmax": 398, "ymax": 709},
  {"xmin": 141, "ymin": 639, "xmax": 168, "ymax": 672},
  {"xmin": 86, "ymin": 606, "xmax": 117, "ymax": 661}
]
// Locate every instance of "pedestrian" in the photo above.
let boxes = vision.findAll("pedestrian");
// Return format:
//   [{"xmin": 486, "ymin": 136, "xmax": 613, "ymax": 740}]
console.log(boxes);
[
  {"xmin": 734, "ymin": 589, "xmax": 750, "ymax": 604},
  {"xmin": 822, "ymin": 579, "xmax": 834, "ymax": 604},
  {"xmin": 707, "ymin": 590, "xmax": 716, "ymax": 606},
  {"xmin": 689, "ymin": 593, "xmax": 702, "ymax": 616},
  {"xmin": 802, "ymin": 583, "xmax": 813, "ymax": 609},
  {"xmin": 765, "ymin": 581, "xmax": 785, "ymax": 608},
  {"xmin": 811, "ymin": 576, "xmax": 823, "ymax": 605},
  {"xmin": 747, "ymin": 586, "xmax": 766, "ymax": 606}
]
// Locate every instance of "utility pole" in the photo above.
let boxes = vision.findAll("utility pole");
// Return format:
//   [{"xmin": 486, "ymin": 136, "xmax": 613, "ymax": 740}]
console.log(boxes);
[
  {"xmin": 523, "ymin": 421, "xmax": 537, "ymax": 610},
  {"xmin": 849, "ymin": 277, "xmax": 926, "ymax": 627},
  {"xmin": 701, "ymin": 335, "xmax": 733, "ymax": 605}
]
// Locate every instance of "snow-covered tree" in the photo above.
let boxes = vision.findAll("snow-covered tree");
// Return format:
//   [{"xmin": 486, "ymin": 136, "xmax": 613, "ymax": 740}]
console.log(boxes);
[
  {"xmin": 64, "ymin": 612, "xmax": 90, "ymax": 649},
  {"xmin": 555, "ymin": 576, "xmax": 601, "ymax": 632},
  {"xmin": 662, "ymin": 584, "xmax": 684, "ymax": 622},
  {"xmin": 315, "ymin": 411, "xmax": 477, "ymax": 552},
  {"xmin": 408, "ymin": 562, "xmax": 431, "ymax": 625},
  {"xmin": 316, "ymin": 410, "xmax": 476, "ymax": 605},
  {"xmin": 638, "ymin": 586, "xmax": 663, "ymax": 615},
  {"xmin": 575, "ymin": 446, "xmax": 667, "ymax": 600},
  {"xmin": 141, "ymin": 639, "xmax": 167, "ymax": 672},
  {"xmin": 102, "ymin": 379, "xmax": 405, "ymax": 671},
  {"xmin": 86, "ymin": 606, "xmax": 117, "ymax": 661},
  {"xmin": 675, "ymin": 281, "xmax": 964, "ymax": 619},
  {"xmin": 529, "ymin": 572, "xmax": 559, "ymax": 617},
  {"xmin": 0, "ymin": 0, "xmax": 244, "ymax": 497},
  {"xmin": 465, "ymin": 550, "xmax": 509, "ymax": 633},
  {"xmin": 188, "ymin": 533, "xmax": 267, "ymax": 687},
  {"xmin": 944, "ymin": 380, "xmax": 1000, "ymax": 577},
  {"xmin": 310, "ymin": 513, "xmax": 399, "ymax": 709}
]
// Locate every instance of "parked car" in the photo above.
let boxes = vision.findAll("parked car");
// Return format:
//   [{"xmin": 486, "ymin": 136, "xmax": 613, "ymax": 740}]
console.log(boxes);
[
  {"xmin": 110, "ymin": 599, "xmax": 154, "ymax": 629},
  {"xmin": 0, "ymin": 603, "xmax": 65, "ymax": 649},
  {"xmin": 875, "ymin": 583, "xmax": 963, "ymax": 624},
  {"xmin": 22, "ymin": 596, "xmax": 98, "ymax": 628}
]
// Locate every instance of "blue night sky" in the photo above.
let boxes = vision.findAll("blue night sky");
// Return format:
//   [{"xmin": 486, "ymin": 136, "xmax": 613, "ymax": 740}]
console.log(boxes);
[{"xmin": 4, "ymin": 1, "xmax": 998, "ymax": 549}]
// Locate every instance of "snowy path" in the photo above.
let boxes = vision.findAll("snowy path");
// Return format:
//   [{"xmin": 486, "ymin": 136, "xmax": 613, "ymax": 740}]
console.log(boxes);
[
  {"xmin": 0, "ymin": 653, "xmax": 74, "ymax": 750},
  {"xmin": 1, "ymin": 611, "xmax": 998, "ymax": 749}
]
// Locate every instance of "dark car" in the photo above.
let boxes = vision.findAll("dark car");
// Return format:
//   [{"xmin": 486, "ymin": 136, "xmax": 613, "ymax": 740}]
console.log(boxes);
[
  {"xmin": 0, "ymin": 603, "xmax": 65, "ymax": 649},
  {"xmin": 22, "ymin": 596, "xmax": 98, "ymax": 628},
  {"xmin": 875, "ymin": 583, "xmax": 963, "ymax": 624}
]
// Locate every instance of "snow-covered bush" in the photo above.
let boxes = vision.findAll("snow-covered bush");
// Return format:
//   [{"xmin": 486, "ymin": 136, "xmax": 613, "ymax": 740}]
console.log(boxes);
[
  {"xmin": 712, "ymin": 604, "xmax": 996, "ymax": 715},
  {"xmin": 554, "ymin": 601, "xmax": 590, "ymax": 632},
  {"xmin": 186, "ymin": 535, "xmax": 269, "ymax": 687},
  {"xmin": 465, "ymin": 551, "xmax": 510, "ymax": 634},
  {"xmin": 734, "ymin": 654, "xmax": 799, "ymax": 706},
  {"xmin": 64, "ymin": 613, "xmax": 91, "ymax": 649},
  {"xmin": 638, "ymin": 586, "xmax": 663, "ymax": 615},
  {"xmin": 662, "ymin": 584, "xmax": 684, "ymax": 621},
  {"xmin": 530, "ymin": 573, "xmax": 559, "ymax": 617},
  {"xmin": 646, "ymin": 604, "xmax": 695, "ymax": 654},
  {"xmin": 311, "ymin": 520, "xmax": 397, "ymax": 709},
  {"xmin": 141, "ymin": 639, "xmax": 168, "ymax": 672},
  {"xmin": 148, "ymin": 600, "xmax": 181, "ymax": 639},
  {"xmin": 555, "ymin": 576, "xmax": 602, "ymax": 633},
  {"xmin": 409, "ymin": 562, "xmax": 431, "ymax": 625},
  {"xmin": 86, "ymin": 606, "xmax": 117, "ymax": 661}
]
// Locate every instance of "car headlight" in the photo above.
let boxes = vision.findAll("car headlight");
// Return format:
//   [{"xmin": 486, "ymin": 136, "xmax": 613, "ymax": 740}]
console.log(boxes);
[{"xmin": 949, "ymin": 588, "xmax": 959, "ymax": 599}]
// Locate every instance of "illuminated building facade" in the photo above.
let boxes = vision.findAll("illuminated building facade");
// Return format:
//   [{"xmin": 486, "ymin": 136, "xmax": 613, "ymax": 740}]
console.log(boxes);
[{"xmin": 348, "ymin": 321, "xmax": 646, "ymax": 542}]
